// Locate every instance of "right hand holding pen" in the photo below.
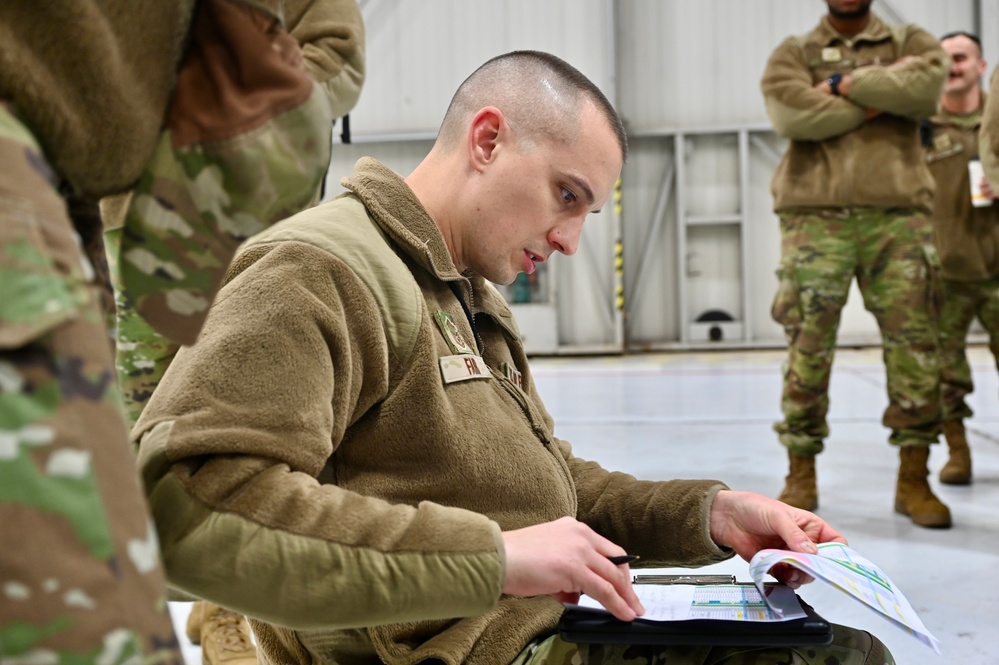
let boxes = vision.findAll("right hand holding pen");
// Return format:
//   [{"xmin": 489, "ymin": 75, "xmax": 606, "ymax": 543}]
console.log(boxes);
[{"xmin": 501, "ymin": 517, "xmax": 645, "ymax": 621}]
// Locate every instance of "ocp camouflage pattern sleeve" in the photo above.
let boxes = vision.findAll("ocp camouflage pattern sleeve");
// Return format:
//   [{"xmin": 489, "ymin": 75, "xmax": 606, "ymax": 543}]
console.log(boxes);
[
  {"xmin": 107, "ymin": 0, "xmax": 369, "ymax": 419},
  {"xmin": 1, "ymin": 103, "xmax": 182, "ymax": 665},
  {"xmin": 119, "ymin": 0, "xmax": 335, "ymax": 346},
  {"xmin": 0, "ymin": 107, "xmax": 90, "ymax": 347}
]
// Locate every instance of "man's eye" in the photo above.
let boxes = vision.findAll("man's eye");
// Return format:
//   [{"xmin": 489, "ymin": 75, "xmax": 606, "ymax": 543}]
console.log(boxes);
[{"xmin": 561, "ymin": 188, "xmax": 577, "ymax": 205}]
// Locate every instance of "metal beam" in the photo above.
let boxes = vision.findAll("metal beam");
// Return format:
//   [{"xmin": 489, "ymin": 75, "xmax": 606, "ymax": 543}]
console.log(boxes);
[{"xmin": 627, "ymin": 152, "xmax": 676, "ymax": 327}]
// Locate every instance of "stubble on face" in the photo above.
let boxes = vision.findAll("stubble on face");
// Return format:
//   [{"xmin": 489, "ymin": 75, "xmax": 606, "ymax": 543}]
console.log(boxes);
[{"xmin": 826, "ymin": 0, "xmax": 872, "ymax": 21}]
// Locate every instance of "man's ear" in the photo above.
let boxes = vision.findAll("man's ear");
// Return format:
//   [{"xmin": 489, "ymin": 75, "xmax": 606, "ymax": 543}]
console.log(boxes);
[{"xmin": 468, "ymin": 107, "xmax": 504, "ymax": 172}]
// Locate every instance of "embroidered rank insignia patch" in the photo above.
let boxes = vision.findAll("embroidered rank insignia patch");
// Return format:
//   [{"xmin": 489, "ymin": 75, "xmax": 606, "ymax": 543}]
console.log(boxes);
[
  {"xmin": 434, "ymin": 309, "xmax": 473, "ymax": 355},
  {"xmin": 821, "ymin": 47, "xmax": 842, "ymax": 62},
  {"xmin": 440, "ymin": 354, "xmax": 491, "ymax": 384},
  {"xmin": 500, "ymin": 361, "xmax": 523, "ymax": 390}
]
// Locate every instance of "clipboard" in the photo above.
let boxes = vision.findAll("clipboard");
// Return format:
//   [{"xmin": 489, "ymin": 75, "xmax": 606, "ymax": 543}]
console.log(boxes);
[{"xmin": 558, "ymin": 576, "xmax": 833, "ymax": 647}]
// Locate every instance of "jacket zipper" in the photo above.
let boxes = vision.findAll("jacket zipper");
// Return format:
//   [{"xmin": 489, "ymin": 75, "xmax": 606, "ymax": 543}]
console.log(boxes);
[{"xmin": 493, "ymin": 368, "xmax": 577, "ymax": 511}]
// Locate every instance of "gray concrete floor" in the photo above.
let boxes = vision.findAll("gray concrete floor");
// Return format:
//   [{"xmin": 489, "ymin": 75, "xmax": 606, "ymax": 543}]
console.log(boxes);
[
  {"xmin": 534, "ymin": 346, "xmax": 998, "ymax": 665},
  {"xmin": 170, "ymin": 346, "xmax": 999, "ymax": 664}
]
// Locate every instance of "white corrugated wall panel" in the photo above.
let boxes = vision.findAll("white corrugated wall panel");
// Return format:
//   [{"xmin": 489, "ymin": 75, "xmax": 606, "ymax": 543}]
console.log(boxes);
[{"xmin": 348, "ymin": 0, "xmax": 615, "ymax": 139}]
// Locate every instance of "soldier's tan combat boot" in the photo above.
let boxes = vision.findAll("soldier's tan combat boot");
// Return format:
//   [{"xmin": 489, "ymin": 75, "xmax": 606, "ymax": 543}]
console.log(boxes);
[
  {"xmin": 186, "ymin": 600, "xmax": 258, "ymax": 665},
  {"xmin": 777, "ymin": 452, "xmax": 818, "ymax": 511},
  {"xmin": 939, "ymin": 420, "xmax": 972, "ymax": 485},
  {"xmin": 895, "ymin": 445, "xmax": 952, "ymax": 528}
]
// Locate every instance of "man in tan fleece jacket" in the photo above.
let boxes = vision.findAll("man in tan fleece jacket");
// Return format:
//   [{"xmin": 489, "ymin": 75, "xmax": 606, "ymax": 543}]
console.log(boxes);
[
  {"xmin": 761, "ymin": 0, "xmax": 951, "ymax": 528},
  {"xmin": 923, "ymin": 32, "xmax": 999, "ymax": 489},
  {"xmin": 135, "ymin": 51, "xmax": 893, "ymax": 665}
]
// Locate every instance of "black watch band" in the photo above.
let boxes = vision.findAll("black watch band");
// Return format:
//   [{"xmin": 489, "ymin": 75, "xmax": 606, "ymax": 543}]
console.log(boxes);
[{"xmin": 828, "ymin": 72, "xmax": 843, "ymax": 96}]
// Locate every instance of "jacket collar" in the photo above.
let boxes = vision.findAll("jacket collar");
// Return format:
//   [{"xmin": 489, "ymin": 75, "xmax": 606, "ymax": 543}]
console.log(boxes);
[
  {"xmin": 813, "ymin": 11, "xmax": 890, "ymax": 47},
  {"xmin": 340, "ymin": 157, "xmax": 464, "ymax": 282},
  {"xmin": 931, "ymin": 91, "xmax": 987, "ymax": 128},
  {"xmin": 340, "ymin": 157, "xmax": 518, "ymax": 329}
]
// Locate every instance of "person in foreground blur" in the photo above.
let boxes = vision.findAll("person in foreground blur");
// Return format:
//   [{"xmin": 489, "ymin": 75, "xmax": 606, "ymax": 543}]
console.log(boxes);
[
  {"xmin": 981, "ymin": 65, "xmax": 999, "ymax": 187},
  {"xmin": 761, "ymin": 0, "xmax": 952, "ymax": 528},
  {"xmin": 922, "ymin": 31, "xmax": 999, "ymax": 487},
  {"xmin": 98, "ymin": 1, "xmax": 366, "ymax": 662},
  {"xmin": 0, "ymin": 1, "xmax": 362, "ymax": 663},
  {"xmin": 134, "ymin": 50, "xmax": 893, "ymax": 665}
]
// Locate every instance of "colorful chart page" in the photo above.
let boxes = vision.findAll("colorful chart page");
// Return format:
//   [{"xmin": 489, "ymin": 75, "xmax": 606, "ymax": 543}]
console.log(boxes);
[{"xmin": 749, "ymin": 542, "xmax": 939, "ymax": 653}]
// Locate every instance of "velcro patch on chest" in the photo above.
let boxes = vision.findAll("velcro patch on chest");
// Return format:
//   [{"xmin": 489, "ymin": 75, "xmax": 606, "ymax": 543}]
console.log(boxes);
[
  {"xmin": 440, "ymin": 354, "xmax": 491, "ymax": 384},
  {"xmin": 501, "ymin": 361, "xmax": 523, "ymax": 390},
  {"xmin": 434, "ymin": 309, "xmax": 474, "ymax": 355},
  {"xmin": 821, "ymin": 47, "xmax": 842, "ymax": 62}
]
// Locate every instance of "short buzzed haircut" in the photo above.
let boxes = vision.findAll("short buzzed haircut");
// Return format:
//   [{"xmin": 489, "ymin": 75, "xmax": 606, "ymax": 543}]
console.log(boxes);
[
  {"xmin": 940, "ymin": 30, "xmax": 982, "ymax": 56},
  {"xmin": 436, "ymin": 50, "xmax": 628, "ymax": 161}
]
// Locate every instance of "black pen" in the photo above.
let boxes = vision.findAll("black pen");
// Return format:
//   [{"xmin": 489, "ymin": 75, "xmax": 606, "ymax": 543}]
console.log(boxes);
[{"xmin": 607, "ymin": 555, "xmax": 639, "ymax": 565}]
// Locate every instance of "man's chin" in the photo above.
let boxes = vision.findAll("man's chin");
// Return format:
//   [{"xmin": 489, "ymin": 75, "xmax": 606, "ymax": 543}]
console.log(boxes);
[
  {"xmin": 478, "ymin": 267, "xmax": 517, "ymax": 286},
  {"xmin": 828, "ymin": 7, "xmax": 870, "ymax": 20}
]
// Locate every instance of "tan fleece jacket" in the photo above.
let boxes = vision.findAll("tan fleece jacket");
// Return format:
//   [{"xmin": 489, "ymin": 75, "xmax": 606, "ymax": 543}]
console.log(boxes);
[
  {"xmin": 761, "ymin": 13, "xmax": 948, "ymax": 213},
  {"xmin": 134, "ymin": 158, "xmax": 731, "ymax": 665},
  {"xmin": 925, "ymin": 97, "xmax": 999, "ymax": 281},
  {"xmin": 0, "ymin": 0, "xmax": 364, "ymax": 200}
]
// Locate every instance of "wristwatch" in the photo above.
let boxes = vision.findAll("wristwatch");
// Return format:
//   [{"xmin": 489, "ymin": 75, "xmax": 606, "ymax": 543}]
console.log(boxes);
[{"xmin": 827, "ymin": 72, "xmax": 843, "ymax": 96}]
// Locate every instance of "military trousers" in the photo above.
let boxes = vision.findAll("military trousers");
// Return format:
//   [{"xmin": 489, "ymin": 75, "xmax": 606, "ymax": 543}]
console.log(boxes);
[
  {"xmin": 103, "ymin": 223, "xmax": 181, "ymax": 428},
  {"xmin": 938, "ymin": 276, "xmax": 999, "ymax": 422},
  {"xmin": 771, "ymin": 210, "xmax": 942, "ymax": 454},
  {"xmin": 514, "ymin": 626, "xmax": 893, "ymax": 665},
  {"xmin": 0, "ymin": 105, "xmax": 181, "ymax": 663}
]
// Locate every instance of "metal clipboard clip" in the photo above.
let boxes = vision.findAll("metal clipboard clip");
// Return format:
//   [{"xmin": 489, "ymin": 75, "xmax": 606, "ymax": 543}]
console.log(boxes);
[{"xmin": 633, "ymin": 574, "xmax": 737, "ymax": 585}]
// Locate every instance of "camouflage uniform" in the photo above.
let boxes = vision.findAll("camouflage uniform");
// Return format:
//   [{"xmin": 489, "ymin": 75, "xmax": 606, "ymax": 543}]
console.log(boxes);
[
  {"xmin": 1, "ymin": 0, "xmax": 362, "ymax": 660},
  {"xmin": 772, "ymin": 210, "xmax": 943, "ymax": 453},
  {"xmin": 0, "ymin": 106, "xmax": 181, "ymax": 665},
  {"xmin": 103, "ymin": 0, "xmax": 366, "ymax": 425},
  {"xmin": 513, "ymin": 630, "xmax": 893, "ymax": 665},
  {"xmin": 938, "ymin": 278, "xmax": 999, "ymax": 420},
  {"xmin": 105, "ymin": 220, "xmax": 181, "ymax": 427}
]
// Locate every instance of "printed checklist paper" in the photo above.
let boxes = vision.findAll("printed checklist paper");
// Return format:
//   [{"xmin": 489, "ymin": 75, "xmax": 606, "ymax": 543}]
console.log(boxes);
[
  {"xmin": 569, "ymin": 543, "xmax": 939, "ymax": 653},
  {"xmin": 574, "ymin": 582, "xmax": 808, "ymax": 623}
]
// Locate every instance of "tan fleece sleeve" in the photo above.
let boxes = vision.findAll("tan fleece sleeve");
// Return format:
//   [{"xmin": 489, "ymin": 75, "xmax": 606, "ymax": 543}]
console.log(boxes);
[
  {"xmin": 285, "ymin": 0, "xmax": 366, "ymax": 118},
  {"xmin": 761, "ymin": 37, "xmax": 866, "ymax": 141},
  {"xmin": 981, "ymin": 68, "xmax": 999, "ymax": 187},
  {"xmin": 517, "ymin": 375, "xmax": 731, "ymax": 567},
  {"xmin": 135, "ymin": 242, "xmax": 504, "ymax": 630},
  {"xmin": 848, "ymin": 27, "xmax": 948, "ymax": 119},
  {"xmin": 556, "ymin": 439, "xmax": 733, "ymax": 568}
]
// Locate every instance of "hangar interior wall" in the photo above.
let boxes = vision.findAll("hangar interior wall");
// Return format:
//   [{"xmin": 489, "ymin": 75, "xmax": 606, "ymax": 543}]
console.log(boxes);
[{"xmin": 326, "ymin": 0, "xmax": 991, "ymax": 353}]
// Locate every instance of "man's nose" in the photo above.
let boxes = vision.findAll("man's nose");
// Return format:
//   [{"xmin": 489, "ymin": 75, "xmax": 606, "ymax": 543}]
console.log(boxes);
[{"xmin": 549, "ymin": 219, "xmax": 583, "ymax": 256}]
